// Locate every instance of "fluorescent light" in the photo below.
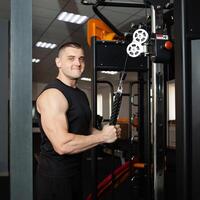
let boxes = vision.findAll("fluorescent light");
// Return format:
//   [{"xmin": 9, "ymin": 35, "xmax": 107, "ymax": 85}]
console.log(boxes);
[
  {"xmin": 57, "ymin": 12, "xmax": 66, "ymax": 21},
  {"xmin": 81, "ymin": 77, "xmax": 91, "ymax": 82},
  {"xmin": 36, "ymin": 41, "xmax": 42, "ymax": 47},
  {"xmin": 57, "ymin": 12, "xmax": 89, "ymax": 24},
  {"xmin": 64, "ymin": 13, "xmax": 74, "ymax": 22},
  {"xmin": 41, "ymin": 42, "xmax": 47, "ymax": 48},
  {"xmin": 70, "ymin": 14, "xmax": 81, "ymax": 23},
  {"xmin": 101, "ymin": 71, "xmax": 118, "ymax": 75},
  {"xmin": 32, "ymin": 58, "xmax": 40, "ymax": 63},
  {"xmin": 36, "ymin": 41, "xmax": 57, "ymax": 49},
  {"xmin": 50, "ymin": 44, "xmax": 57, "ymax": 49},
  {"xmin": 45, "ymin": 43, "xmax": 51, "ymax": 48},
  {"xmin": 76, "ymin": 16, "xmax": 88, "ymax": 24}
]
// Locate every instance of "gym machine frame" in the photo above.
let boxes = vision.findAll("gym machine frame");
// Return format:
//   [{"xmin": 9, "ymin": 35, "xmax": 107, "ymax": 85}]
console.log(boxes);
[
  {"xmin": 174, "ymin": 1, "xmax": 200, "ymax": 200},
  {"xmin": 88, "ymin": 20, "xmax": 150, "ymax": 200},
  {"xmin": 90, "ymin": 37, "xmax": 150, "ymax": 200},
  {"xmin": 82, "ymin": 0, "xmax": 173, "ymax": 199}
]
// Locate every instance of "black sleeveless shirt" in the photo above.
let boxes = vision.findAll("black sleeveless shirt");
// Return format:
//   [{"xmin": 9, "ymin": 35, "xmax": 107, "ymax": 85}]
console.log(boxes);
[{"xmin": 37, "ymin": 79, "xmax": 91, "ymax": 177}]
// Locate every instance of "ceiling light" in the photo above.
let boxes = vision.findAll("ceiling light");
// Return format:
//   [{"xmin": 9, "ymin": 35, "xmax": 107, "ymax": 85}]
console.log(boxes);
[
  {"xmin": 81, "ymin": 77, "xmax": 91, "ymax": 82},
  {"xmin": 76, "ymin": 16, "xmax": 88, "ymax": 24},
  {"xmin": 57, "ymin": 12, "xmax": 89, "ymax": 24},
  {"xmin": 32, "ymin": 58, "xmax": 40, "ymax": 63},
  {"xmin": 101, "ymin": 71, "xmax": 118, "ymax": 75},
  {"xmin": 36, "ymin": 41, "xmax": 57, "ymax": 49},
  {"xmin": 50, "ymin": 44, "xmax": 57, "ymax": 49}
]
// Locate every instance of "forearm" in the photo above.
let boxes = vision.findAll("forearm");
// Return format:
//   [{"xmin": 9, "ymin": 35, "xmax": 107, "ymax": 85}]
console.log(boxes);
[{"xmin": 61, "ymin": 132, "xmax": 104, "ymax": 154}]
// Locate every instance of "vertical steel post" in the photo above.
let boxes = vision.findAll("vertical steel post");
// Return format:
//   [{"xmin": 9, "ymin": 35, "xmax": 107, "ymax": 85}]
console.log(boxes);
[
  {"xmin": 0, "ymin": 19, "xmax": 9, "ymax": 177},
  {"xmin": 151, "ymin": 5, "xmax": 165, "ymax": 200},
  {"xmin": 10, "ymin": 0, "xmax": 32, "ymax": 199},
  {"xmin": 142, "ymin": 61, "xmax": 152, "ymax": 200},
  {"xmin": 191, "ymin": 40, "xmax": 200, "ymax": 200},
  {"xmin": 91, "ymin": 36, "xmax": 98, "ymax": 200},
  {"xmin": 174, "ymin": 0, "xmax": 189, "ymax": 199}
]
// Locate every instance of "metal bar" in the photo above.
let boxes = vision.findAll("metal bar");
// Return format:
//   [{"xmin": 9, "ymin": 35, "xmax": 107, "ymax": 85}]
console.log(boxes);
[
  {"xmin": 93, "ymin": 4, "xmax": 124, "ymax": 37},
  {"xmin": 99, "ymin": 1, "xmax": 147, "ymax": 8},
  {"xmin": 137, "ymin": 72, "xmax": 146, "ymax": 199},
  {"xmin": 91, "ymin": 36, "xmax": 98, "ymax": 200},
  {"xmin": 127, "ymin": 82, "xmax": 134, "ymax": 199},
  {"xmin": 191, "ymin": 40, "xmax": 200, "ymax": 200},
  {"xmin": 143, "ymin": 59, "xmax": 152, "ymax": 200},
  {"xmin": 129, "ymin": 82, "xmax": 133, "ymax": 141},
  {"xmin": 0, "ymin": 19, "xmax": 9, "ymax": 177},
  {"xmin": 153, "ymin": 63, "xmax": 165, "ymax": 200},
  {"xmin": 151, "ymin": 7, "xmax": 158, "ymax": 200},
  {"xmin": 92, "ymin": 1, "xmax": 148, "ymax": 37},
  {"xmin": 151, "ymin": 5, "xmax": 165, "ymax": 200},
  {"xmin": 174, "ymin": 0, "xmax": 189, "ymax": 199},
  {"xmin": 10, "ymin": 0, "xmax": 32, "ymax": 199},
  {"xmin": 82, "ymin": 0, "xmax": 147, "ymax": 8},
  {"xmin": 138, "ymin": 72, "xmax": 145, "ymax": 161}
]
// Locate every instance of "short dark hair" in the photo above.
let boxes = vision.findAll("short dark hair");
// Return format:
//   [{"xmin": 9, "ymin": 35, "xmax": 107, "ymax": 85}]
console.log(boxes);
[{"xmin": 58, "ymin": 42, "xmax": 83, "ymax": 56}]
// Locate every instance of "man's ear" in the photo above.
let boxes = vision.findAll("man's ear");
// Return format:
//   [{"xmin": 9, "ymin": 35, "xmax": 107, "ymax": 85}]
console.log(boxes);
[{"xmin": 55, "ymin": 57, "xmax": 61, "ymax": 68}]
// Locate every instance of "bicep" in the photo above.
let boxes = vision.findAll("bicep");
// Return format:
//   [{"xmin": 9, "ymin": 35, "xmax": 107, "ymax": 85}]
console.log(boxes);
[
  {"xmin": 37, "ymin": 89, "xmax": 73, "ymax": 153},
  {"xmin": 40, "ymin": 108, "xmax": 68, "ymax": 144}
]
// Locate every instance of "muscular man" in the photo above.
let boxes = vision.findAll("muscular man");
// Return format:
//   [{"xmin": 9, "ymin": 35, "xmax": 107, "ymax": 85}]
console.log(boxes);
[{"xmin": 36, "ymin": 42, "xmax": 121, "ymax": 200}]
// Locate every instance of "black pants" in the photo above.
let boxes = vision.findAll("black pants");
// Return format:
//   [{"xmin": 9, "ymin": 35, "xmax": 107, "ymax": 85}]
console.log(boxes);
[{"xmin": 36, "ymin": 171, "xmax": 82, "ymax": 200}]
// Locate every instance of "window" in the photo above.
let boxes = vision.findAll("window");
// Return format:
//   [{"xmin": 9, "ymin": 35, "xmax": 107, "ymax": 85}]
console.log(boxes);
[
  {"xmin": 168, "ymin": 81, "xmax": 176, "ymax": 121},
  {"xmin": 97, "ymin": 93, "xmax": 103, "ymax": 116},
  {"xmin": 167, "ymin": 80, "xmax": 176, "ymax": 148}
]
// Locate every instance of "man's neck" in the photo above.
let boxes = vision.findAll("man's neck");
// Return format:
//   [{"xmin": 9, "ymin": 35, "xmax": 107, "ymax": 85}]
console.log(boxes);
[{"xmin": 56, "ymin": 76, "xmax": 77, "ymax": 88}]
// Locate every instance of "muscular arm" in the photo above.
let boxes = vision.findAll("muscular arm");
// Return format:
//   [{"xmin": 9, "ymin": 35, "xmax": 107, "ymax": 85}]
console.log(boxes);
[{"xmin": 37, "ymin": 89, "xmax": 118, "ymax": 155}]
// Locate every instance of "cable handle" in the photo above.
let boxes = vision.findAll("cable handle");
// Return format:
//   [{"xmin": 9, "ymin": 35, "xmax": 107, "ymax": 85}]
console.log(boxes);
[{"xmin": 109, "ymin": 87, "xmax": 123, "ymax": 125}]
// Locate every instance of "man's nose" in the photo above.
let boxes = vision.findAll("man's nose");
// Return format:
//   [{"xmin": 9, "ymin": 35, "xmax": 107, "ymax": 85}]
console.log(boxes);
[{"xmin": 73, "ymin": 58, "xmax": 80, "ymax": 65}]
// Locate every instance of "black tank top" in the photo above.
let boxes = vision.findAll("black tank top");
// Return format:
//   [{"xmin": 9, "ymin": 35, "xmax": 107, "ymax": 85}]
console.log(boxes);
[{"xmin": 37, "ymin": 79, "xmax": 91, "ymax": 177}]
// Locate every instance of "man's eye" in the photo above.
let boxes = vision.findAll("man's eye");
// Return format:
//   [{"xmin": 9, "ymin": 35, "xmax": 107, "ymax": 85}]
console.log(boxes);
[
  {"xmin": 68, "ymin": 57, "xmax": 74, "ymax": 61},
  {"xmin": 79, "ymin": 58, "xmax": 85, "ymax": 62}
]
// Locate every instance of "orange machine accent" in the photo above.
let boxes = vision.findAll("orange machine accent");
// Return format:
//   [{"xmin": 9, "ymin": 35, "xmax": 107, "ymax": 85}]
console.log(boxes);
[
  {"xmin": 164, "ymin": 40, "xmax": 173, "ymax": 50},
  {"xmin": 117, "ymin": 117, "xmax": 129, "ymax": 124},
  {"xmin": 87, "ymin": 18, "xmax": 117, "ymax": 46},
  {"xmin": 117, "ymin": 117, "xmax": 139, "ymax": 128},
  {"xmin": 133, "ymin": 162, "xmax": 145, "ymax": 169}
]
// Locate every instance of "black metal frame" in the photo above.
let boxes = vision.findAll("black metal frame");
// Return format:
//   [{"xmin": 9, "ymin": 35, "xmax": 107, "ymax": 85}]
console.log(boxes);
[
  {"xmin": 91, "ymin": 36, "xmax": 150, "ymax": 200},
  {"xmin": 83, "ymin": 1, "xmax": 173, "ymax": 200},
  {"xmin": 88, "ymin": 0, "xmax": 200, "ymax": 199},
  {"xmin": 174, "ymin": 1, "xmax": 190, "ymax": 200},
  {"xmin": 95, "ymin": 40, "xmax": 147, "ymax": 72},
  {"xmin": 82, "ymin": 0, "xmax": 148, "ymax": 37},
  {"xmin": 174, "ymin": 1, "xmax": 200, "ymax": 200},
  {"xmin": 92, "ymin": 1, "xmax": 148, "ymax": 37},
  {"xmin": 138, "ymin": 69, "xmax": 152, "ymax": 200}
]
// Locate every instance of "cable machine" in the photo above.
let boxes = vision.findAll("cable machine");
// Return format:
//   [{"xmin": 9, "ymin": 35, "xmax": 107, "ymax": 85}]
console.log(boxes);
[
  {"xmin": 82, "ymin": 1, "xmax": 173, "ymax": 199},
  {"xmin": 89, "ymin": 34, "xmax": 149, "ymax": 200}
]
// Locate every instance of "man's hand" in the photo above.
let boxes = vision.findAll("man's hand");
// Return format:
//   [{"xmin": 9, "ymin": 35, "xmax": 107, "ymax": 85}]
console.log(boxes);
[
  {"xmin": 101, "ymin": 124, "xmax": 122, "ymax": 143},
  {"xmin": 115, "ymin": 124, "xmax": 122, "ymax": 139}
]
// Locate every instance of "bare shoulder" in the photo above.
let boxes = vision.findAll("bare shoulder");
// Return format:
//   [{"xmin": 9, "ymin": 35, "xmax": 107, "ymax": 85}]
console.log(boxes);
[{"xmin": 36, "ymin": 88, "xmax": 68, "ymax": 114}]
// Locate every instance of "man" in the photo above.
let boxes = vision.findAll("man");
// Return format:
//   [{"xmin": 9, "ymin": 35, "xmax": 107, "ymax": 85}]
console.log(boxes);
[{"xmin": 36, "ymin": 42, "xmax": 121, "ymax": 200}]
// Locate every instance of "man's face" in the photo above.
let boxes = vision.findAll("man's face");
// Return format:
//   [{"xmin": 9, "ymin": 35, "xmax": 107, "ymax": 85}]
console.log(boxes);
[{"xmin": 56, "ymin": 46, "xmax": 85, "ymax": 80}]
